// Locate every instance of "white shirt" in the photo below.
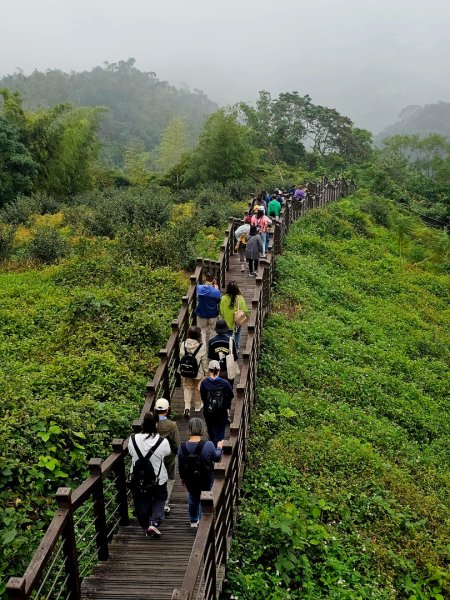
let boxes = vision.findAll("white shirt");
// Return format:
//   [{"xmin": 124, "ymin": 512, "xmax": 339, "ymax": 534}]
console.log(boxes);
[{"xmin": 128, "ymin": 433, "xmax": 171, "ymax": 485}]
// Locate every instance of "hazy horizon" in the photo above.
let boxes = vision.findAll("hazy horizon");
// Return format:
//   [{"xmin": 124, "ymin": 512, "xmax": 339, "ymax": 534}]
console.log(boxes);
[{"xmin": 2, "ymin": 0, "xmax": 449, "ymax": 133}]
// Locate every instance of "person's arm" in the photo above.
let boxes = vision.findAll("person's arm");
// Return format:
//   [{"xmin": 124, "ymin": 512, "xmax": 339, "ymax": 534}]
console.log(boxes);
[
  {"xmin": 257, "ymin": 236, "xmax": 263, "ymax": 253},
  {"xmin": 200, "ymin": 349, "xmax": 209, "ymax": 377},
  {"xmin": 219, "ymin": 297, "xmax": 225, "ymax": 319},
  {"xmin": 172, "ymin": 423, "xmax": 181, "ymax": 451},
  {"xmin": 200, "ymin": 380, "xmax": 207, "ymax": 403},
  {"xmin": 208, "ymin": 339, "xmax": 214, "ymax": 359},
  {"xmin": 205, "ymin": 440, "xmax": 223, "ymax": 462},
  {"xmin": 241, "ymin": 296, "xmax": 250, "ymax": 317},
  {"xmin": 159, "ymin": 437, "xmax": 172, "ymax": 459},
  {"xmin": 225, "ymin": 381, "xmax": 234, "ymax": 409},
  {"xmin": 232, "ymin": 337, "xmax": 238, "ymax": 360}
]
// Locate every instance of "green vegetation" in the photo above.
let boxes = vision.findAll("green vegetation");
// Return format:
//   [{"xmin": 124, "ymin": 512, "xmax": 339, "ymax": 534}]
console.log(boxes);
[{"xmin": 226, "ymin": 194, "xmax": 450, "ymax": 599}]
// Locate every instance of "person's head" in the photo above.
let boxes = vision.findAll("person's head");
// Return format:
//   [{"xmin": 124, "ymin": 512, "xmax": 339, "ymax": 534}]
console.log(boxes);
[
  {"xmin": 205, "ymin": 271, "xmax": 214, "ymax": 283},
  {"xmin": 244, "ymin": 215, "xmax": 252, "ymax": 224},
  {"xmin": 208, "ymin": 359, "xmax": 221, "ymax": 377},
  {"xmin": 249, "ymin": 225, "xmax": 258, "ymax": 236},
  {"xmin": 226, "ymin": 281, "xmax": 240, "ymax": 307},
  {"xmin": 257, "ymin": 207, "xmax": 264, "ymax": 216},
  {"xmin": 215, "ymin": 318, "xmax": 229, "ymax": 335},
  {"xmin": 187, "ymin": 325, "xmax": 202, "ymax": 343},
  {"xmin": 154, "ymin": 398, "xmax": 170, "ymax": 415},
  {"xmin": 188, "ymin": 417, "xmax": 206, "ymax": 437},
  {"xmin": 253, "ymin": 205, "xmax": 259, "ymax": 213},
  {"xmin": 142, "ymin": 411, "xmax": 159, "ymax": 437}
]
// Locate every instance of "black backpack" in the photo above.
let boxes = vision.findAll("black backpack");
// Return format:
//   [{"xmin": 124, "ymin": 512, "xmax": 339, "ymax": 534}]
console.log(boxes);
[
  {"xmin": 180, "ymin": 441, "xmax": 210, "ymax": 491},
  {"xmin": 127, "ymin": 435, "xmax": 163, "ymax": 497},
  {"xmin": 205, "ymin": 388, "xmax": 225, "ymax": 416},
  {"xmin": 179, "ymin": 343, "xmax": 201, "ymax": 378}
]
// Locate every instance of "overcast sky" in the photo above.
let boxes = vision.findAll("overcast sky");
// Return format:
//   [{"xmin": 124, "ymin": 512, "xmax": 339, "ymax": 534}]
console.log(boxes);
[{"xmin": 1, "ymin": 0, "xmax": 449, "ymax": 132}]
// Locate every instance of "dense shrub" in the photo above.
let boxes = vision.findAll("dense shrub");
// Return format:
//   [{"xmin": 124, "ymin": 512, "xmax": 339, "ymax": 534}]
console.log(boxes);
[
  {"xmin": 28, "ymin": 226, "xmax": 70, "ymax": 263},
  {"xmin": 0, "ymin": 220, "xmax": 15, "ymax": 259}
]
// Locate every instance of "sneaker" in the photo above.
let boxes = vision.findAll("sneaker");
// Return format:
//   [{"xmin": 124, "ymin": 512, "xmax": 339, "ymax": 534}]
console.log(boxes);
[
  {"xmin": 184, "ymin": 408, "xmax": 190, "ymax": 420},
  {"xmin": 241, "ymin": 266, "xmax": 245, "ymax": 272},
  {"xmin": 190, "ymin": 521, "xmax": 199, "ymax": 528},
  {"xmin": 164, "ymin": 505, "xmax": 171, "ymax": 516},
  {"xmin": 146, "ymin": 525, "xmax": 161, "ymax": 538}
]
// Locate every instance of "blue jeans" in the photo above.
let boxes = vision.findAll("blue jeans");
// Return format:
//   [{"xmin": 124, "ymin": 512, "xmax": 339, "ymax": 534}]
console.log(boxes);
[
  {"xmin": 188, "ymin": 491, "xmax": 202, "ymax": 522},
  {"xmin": 234, "ymin": 326, "xmax": 241, "ymax": 350},
  {"xmin": 260, "ymin": 231, "xmax": 267, "ymax": 253}
]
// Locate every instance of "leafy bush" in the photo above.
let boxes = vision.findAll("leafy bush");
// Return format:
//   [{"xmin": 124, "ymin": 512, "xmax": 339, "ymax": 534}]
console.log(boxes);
[
  {"xmin": 0, "ymin": 220, "xmax": 15, "ymax": 259},
  {"xmin": 28, "ymin": 226, "xmax": 70, "ymax": 263}
]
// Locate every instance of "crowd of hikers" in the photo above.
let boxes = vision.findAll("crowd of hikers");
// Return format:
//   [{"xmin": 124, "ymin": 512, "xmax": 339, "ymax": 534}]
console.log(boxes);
[{"xmin": 127, "ymin": 186, "xmax": 306, "ymax": 537}]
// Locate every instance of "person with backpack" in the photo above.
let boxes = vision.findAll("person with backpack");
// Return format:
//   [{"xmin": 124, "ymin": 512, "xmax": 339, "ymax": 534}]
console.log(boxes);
[
  {"xmin": 219, "ymin": 281, "xmax": 249, "ymax": 350},
  {"xmin": 200, "ymin": 360, "xmax": 234, "ymax": 446},
  {"xmin": 128, "ymin": 412, "xmax": 171, "ymax": 538},
  {"xmin": 245, "ymin": 225, "xmax": 264, "ymax": 276},
  {"xmin": 208, "ymin": 319, "xmax": 239, "ymax": 385},
  {"xmin": 195, "ymin": 272, "xmax": 221, "ymax": 344},
  {"xmin": 178, "ymin": 417, "xmax": 223, "ymax": 527},
  {"xmin": 234, "ymin": 218, "xmax": 251, "ymax": 272},
  {"xmin": 155, "ymin": 398, "xmax": 180, "ymax": 516},
  {"xmin": 179, "ymin": 325, "xmax": 208, "ymax": 420}
]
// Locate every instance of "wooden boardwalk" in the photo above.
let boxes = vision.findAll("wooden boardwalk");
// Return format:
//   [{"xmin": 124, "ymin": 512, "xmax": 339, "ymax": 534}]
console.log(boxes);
[{"xmin": 81, "ymin": 257, "xmax": 255, "ymax": 600}]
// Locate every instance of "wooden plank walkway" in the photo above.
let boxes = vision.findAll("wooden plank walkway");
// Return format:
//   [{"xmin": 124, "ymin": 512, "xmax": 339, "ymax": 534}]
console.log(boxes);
[{"xmin": 81, "ymin": 255, "xmax": 257, "ymax": 600}]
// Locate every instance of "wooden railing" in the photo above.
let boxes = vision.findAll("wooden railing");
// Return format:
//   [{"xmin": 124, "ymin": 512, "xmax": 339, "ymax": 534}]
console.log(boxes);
[{"xmin": 6, "ymin": 177, "xmax": 355, "ymax": 600}]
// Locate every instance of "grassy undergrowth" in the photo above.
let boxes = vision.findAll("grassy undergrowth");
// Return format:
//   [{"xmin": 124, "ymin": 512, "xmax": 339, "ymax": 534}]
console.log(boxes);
[
  {"xmin": 226, "ymin": 194, "xmax": 450, "ymax": 599},
  {"xmin": 0, "ymin": 246, "xmax": 186, "ymax": 590}
]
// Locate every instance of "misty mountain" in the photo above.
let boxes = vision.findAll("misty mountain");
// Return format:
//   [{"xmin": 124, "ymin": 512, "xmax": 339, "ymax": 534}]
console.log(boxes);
[
  {"xmin": 376, "ymin": 102, "xmax": 450, "ymax": 144},
  {"xmin": 0, "ymin": 58, "xmax": 217, "ymax": 165}
]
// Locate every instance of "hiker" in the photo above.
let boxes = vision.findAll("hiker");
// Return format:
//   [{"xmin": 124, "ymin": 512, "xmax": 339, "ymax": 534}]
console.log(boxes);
[
  {"xmin": 200, "ymin": 360, "xmax": 234, "ymax": 446},
  {"xmin": 128, "ymin": 411, "xmax": 171, "ymax": 538},
  {"xmin": 220, "ymin": 281, "xmax": 249, "ymax": 350},
  {"xmin": 154, "ymin": 398, "xmax": 180, "ymax": 516},
  {"xmin": 293, "ymin": 184, "xmax": 306, "ymax": 201},
  {"xmin": 251, "ymin": 206, "xmax": 272, "ymax": 256},
  {"xmin": 178, "ymin": 417, "xmax": 223, "ymax": 527},
  {"xmin": 179, "ymin": 325, "xmax": 209, "ymax": 419},
  {"xmin": 245, "ymin": 225, "xmax": 263, "ymax": 276},
  {"xmin": 195, "ymin": 271, "xmax": 221, "ymax": 343},
  {"xmin": 267, "ymin": 194, "xmax": 282, "ymax": 219},
  {"xmin": 234, "ymin": 218, "xmax": 251, "ymax": 272},
  {"xmin": 208, "ymin": 319, "xmax": 239, "ymax": 385}
]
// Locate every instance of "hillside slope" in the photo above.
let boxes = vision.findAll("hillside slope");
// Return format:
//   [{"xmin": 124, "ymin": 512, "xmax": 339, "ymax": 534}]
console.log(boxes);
[{"xmin": 226, "ymin": 194, "xmax": 450, "ymax": 599}]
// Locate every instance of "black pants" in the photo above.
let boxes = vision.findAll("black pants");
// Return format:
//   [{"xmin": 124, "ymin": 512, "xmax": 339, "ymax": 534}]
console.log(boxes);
[
  {"xmin": 133, "ymin": 482, "xmax": 167, "ymax": 529},
  {"xmin": 247, "ymin": 258, "xmax": 258, "ymax": 273}
]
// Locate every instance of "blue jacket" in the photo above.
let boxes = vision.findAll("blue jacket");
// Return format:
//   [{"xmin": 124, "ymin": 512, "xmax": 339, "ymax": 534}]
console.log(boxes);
[{"xmin": 196, "ymin": 283, "xmax": 221, "ymax": 318}]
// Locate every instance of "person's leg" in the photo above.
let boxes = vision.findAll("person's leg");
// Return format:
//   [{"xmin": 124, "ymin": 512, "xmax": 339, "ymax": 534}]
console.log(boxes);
[
  {"xmin": 260, "ymin": 232, "xmax": 267, "ymax": 256},
  {"xmin": 193, "ymin": 382, "xmax": 202, "ymax": 411},
  {"xmin": 254, "ymin": 259, "xmax": 259, "ymax": 275},
  {"xmin": 196, "ymin": 316, "xmax": 208, "ymax": 344},
  {"xmin": 188, "ymin": 491, "xmax": 201, "ymax": 524},
  {"xmin": 164, "ymin": 458, "xmax": 176, "ymax": 513},
  {"xmin": 148, "ymin": 483, "xmax": 167, "ymax": 534},
  {"xmin": 133, "ymin": 494, "xmax": 151, "ymax": 530},
  {"xmin": 211, "ymin": 421, "xmax": 226, "ymax": 445},
  {"xmin": 265, "ymin": 232, "xmax": 270, "ymax": 252},
  {"xmin": 234, "ymin": 326, "xmax": 241, "ymax": 350},
  {"xmin": 239, "ymin": 249, "xmax": 245, "ymax": 271},
  {"xmin": 247, "ymin": 258, "xmax": 253, "ymax": 274},
  {"xmin": 205, "ymin": 420, "xmax": 217, "ymax": 446},
  {"xmin": 183, "ymin": 378, "xmax": 194, "ymax": 415},
  {"xmin": 208, "ymin": 317, "xmax": 217, "ymax": 340}
]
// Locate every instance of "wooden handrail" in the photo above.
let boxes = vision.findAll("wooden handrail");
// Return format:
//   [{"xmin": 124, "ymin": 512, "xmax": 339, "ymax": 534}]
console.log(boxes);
[{"xmin": 7, "ymin": 179, "xmax": 354, "ymax": 600}]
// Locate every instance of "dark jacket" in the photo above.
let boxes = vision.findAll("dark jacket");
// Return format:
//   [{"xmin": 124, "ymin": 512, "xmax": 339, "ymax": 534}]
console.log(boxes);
[
  {"xmin": 200, "ymin": 377, "xmax": 233, "ymax": 422},
  {"xmin": 178, "ymin": 440, "xmax": 222, "ymax": 491},
  {"xmin": 245, "ymin": 235, "xmax": 263, "ymax": 260},
  {"xmin": 208, "ymin": 332, "xmax": 238, "ymax": 378}
]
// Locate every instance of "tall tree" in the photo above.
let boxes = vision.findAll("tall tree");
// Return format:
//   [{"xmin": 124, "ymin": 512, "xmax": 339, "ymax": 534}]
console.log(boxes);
[{"xmin": 156, "ymin": 117, "xmax": 189, "ymax": 173}]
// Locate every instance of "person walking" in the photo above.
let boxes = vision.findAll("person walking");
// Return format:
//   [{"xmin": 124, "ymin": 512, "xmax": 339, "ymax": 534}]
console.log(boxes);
[
  {"xmin": 154, "ymin": 398, "xmax": 180, "ymax": 516},
  {"xmin": 219, "ymin": 281, "xmax": 249, "ymax": 350},
  {"xmin": 128, "ymin": 412, "xmax": 171, "ymax": 538},
  {"xmin": 200, "ymin": 360, "xmax": 234, "ymax": 446},
  {"xmin": 178, "ymin": 417, "xmax": 223, "ymax": 527},
  {"xmin": 294, "ymin": 184, "xmax": 306, "ymax": 201},
  {"xmin": 251, "ymin": 207, "xmax": 272, "ymax": 256},
  {"xmin": 234, "ymin": 218, "xmax": 251, "ymax": 272},
  {"xmin": 267, "ymin": 195, "xmax": 282, "ymax": 219},
  {"xmin": 195, "ymin": 272, "xmax": 221, "ymax": 343},
  {"xmin": 179, "ymin": 325, "xmax": 209, "ymax": 419},
  {"xmin": 245, "ymin": 225, "xmax": 263, "ymax": 276},
  {"xmin": 208, "ymin": 319, "xmax": 239, "ymax": 384}
]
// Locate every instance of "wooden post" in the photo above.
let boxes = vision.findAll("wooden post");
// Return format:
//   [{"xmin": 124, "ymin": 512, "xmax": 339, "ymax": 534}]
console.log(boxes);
[
  {"xmin": 200, "ymin": 493, "xmax": 217, "ymax": 600},
  {"xmin": 88, "ymin": 459, "xmax": 109, "ymax": 561},
  {"xmin": 56, "ymin": 488, "xmax": 81, "ymax": 600},
  {"xmin": 112, "ymin": 439, "xmax": 129, "ymax": 526},
  {"xmin": 6, "ymin": 577, "xmax": 26, "ymax": 600}
]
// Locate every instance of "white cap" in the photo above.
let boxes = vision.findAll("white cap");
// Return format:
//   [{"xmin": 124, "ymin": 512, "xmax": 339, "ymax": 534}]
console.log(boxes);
[
  {"xmin": 208, "ymin": 360, "xmax": 221, "ymax": 371},
  {"xmin": 154, "ymin": 398, "xmax": 170, "ymax": 411}
]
